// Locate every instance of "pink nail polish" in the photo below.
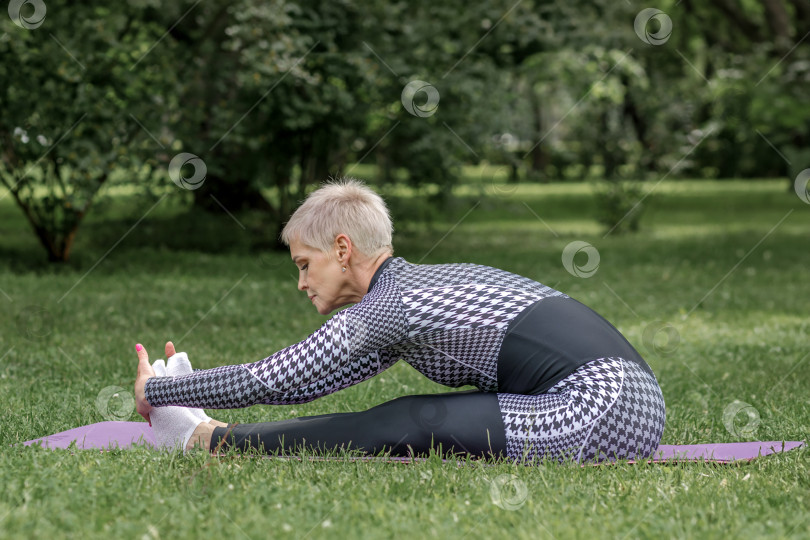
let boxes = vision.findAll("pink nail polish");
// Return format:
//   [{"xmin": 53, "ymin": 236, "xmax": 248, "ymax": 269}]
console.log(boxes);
[{"xmin": 136, "ymin": 344, "xmax": 143, "ymax": 351}]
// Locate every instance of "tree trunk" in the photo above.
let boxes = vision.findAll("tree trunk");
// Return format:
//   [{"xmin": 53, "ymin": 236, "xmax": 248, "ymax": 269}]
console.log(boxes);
[
  {"xmin": 192, "ymin": 173, "xmax": 276, "ymax": 215},
  {"xmin": 600, "ymin": 111, "xmax": 618, "ymax": 179},
  {"xmin": 529, "ymin": 85, "xmax": 547, "ymax": 175},
  {"xmin": 621, "ymin": 74, "xmax": 652, "ymax": 171},
  {"xmin": 4, "ymin": 172, "xmax": 101, "ymax": 263},
  {"xmin": 761, "ymin": 0, "xmax": 793, "ymax": 48}
]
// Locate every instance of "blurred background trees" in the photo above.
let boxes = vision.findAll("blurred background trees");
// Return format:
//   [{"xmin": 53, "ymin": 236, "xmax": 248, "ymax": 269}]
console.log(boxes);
[{"xmin": 1, "ymin": 0, "xmax": 807, "ymax": 260}]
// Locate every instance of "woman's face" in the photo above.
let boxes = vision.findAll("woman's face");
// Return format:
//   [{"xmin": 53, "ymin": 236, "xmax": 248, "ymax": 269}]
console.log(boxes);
[{"xmin": 289, "ymin": 239, "xmax": 346, "ymax": 315}]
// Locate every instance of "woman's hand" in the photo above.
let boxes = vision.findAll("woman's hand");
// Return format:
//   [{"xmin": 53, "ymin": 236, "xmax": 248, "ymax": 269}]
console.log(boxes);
[{"xmin": 135, "ymin": 343, "xmax": 155, "ymax": 425}]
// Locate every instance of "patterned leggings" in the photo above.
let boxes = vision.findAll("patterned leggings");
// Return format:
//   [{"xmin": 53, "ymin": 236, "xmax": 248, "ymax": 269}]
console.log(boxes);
[
  {"xmin": 498, "ymin": 357, "xmax": 666, "ymax": 462},
  {"xmin": 211, "ymin": 357, "xmax": 665, "ymax": 463}
]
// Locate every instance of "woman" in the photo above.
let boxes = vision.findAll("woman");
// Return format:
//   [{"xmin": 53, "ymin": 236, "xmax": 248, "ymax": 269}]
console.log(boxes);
[{"xmin": 134, "ymin": 179, "xmax": 665, "ymax": 463}]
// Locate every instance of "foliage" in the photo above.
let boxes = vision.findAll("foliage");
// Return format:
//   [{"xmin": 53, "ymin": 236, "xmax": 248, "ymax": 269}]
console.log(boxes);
[
  {"xmin": 0, "ymin": 0, "xmax": 179, "ymax": 261},
  {"xmin": 593, "ymin": 180, "xmax": 646, "ymax": 234},
  {"xmin": 152, "ymin": 0, "xmax": 375, "ymax": 228},
  {"xmin": 2, "ymin": 0, "xmax": 808, "ymax": 261}
]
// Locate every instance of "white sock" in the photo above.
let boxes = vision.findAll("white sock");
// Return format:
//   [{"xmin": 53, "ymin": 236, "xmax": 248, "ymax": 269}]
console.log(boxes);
[
  {"xmin": 152, "ymin": 359, "xmax": 167, "ymax": 376},
  {"xmin": 149, "ymin": 359, "xmax": 201, "ymax": 452},
  {"xmin": 149, "ymin": 405, "xmax": 201, "ymax": 453},
  {"xmin": 166, "ymin": 352, "xmax": 213, "ymax": 423}
]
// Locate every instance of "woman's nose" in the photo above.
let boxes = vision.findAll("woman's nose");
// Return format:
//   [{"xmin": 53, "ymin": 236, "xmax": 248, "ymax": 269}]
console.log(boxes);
[{"xmin": 297, "ymin": 273, "xmax": 307, "ymax": 291}]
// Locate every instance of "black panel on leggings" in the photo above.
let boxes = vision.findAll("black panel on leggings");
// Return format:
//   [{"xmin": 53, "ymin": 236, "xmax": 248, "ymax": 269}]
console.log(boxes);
[
  {"xmin": 497, "ymin": 296, "xmax": 653, "ymax": 395},
  {"xmin": 210, "ymin": 390, "xmax": 507, "ymax": 458}
]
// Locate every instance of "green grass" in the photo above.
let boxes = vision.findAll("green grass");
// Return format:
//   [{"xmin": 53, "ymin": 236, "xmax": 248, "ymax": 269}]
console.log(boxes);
[{"xmin": 0, "ymin": 178, "xmax": 808, "ymax": 539}]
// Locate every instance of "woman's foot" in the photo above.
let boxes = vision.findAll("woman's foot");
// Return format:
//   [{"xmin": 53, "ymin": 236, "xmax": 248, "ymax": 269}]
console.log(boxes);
[
  {"xmin": 166, "ymin": 352, "xmax": 214, "ymax": 424},
  {"xmin": 150, "ymin": 350, "xmax": 226, "ymax": 452},
  {"xmin": 185, "ymin": 421, "xmax": 216, "ymax": 452},
  {"xmin": 165, "ymin": 351, "xmax": 227, "ymax": 429},
  {"xmin": 146, "ymin": 361, "xmax": 199, "ymax": 450},
  {"xmin": 149, "ymin": 402, "xmax": 203, "ymax": 452}
]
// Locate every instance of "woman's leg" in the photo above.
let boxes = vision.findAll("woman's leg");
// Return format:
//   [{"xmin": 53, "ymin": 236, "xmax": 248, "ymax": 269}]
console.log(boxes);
[
  {"xmin": 578, "ymin": 357, "xmax": 666, "ymax": 462},
  {"xmin": 190, "ymin": 357, "xmax": 665, "ymax": 461},
  {"xmin": 207, "ymin": 391, "xmax": 508, "ymax": 458},
  {"xmin": 498, "ymin": 357, "xmax": 666, "ymax": 463}
]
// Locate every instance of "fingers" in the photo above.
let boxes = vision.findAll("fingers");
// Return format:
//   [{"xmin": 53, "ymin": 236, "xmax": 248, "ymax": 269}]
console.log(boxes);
[
  {"xmin": 165, "ymin": 341, "xmax": 176, "ymax": 358},
  {"xmin": 135, "ymin": 343, "xmax": 155, "ymax": 426},
  {"xmin": 136, "ymin": 343, "xmax": 150, "ymax": 370}
]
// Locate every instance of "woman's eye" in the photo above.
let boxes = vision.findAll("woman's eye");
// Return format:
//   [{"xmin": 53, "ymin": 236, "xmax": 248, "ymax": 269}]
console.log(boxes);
[{"xmin": 301, "ymin": 264, "xmax": 308, "ymax": 271}]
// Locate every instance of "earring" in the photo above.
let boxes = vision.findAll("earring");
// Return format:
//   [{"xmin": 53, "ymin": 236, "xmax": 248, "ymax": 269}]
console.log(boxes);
[{"xmin": 342, "ymin": 267, "xmax": 346, "ymax": 273}]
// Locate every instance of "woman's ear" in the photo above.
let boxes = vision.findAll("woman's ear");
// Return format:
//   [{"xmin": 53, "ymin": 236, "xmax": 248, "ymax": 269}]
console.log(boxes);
[{"xmin": 335, "ymin": 234, "xmax": 352, "ymax": 263}]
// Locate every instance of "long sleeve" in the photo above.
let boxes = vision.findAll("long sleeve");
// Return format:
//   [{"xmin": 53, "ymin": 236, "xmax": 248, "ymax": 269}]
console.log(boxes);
[{"xmin": 144, "ymin": 274, "xmax": 408, "ymax": 409}]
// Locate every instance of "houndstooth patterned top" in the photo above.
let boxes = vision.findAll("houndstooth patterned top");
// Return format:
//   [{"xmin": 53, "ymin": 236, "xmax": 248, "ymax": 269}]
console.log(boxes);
[{"xmin": 144, "ymin": 257, "xmax": 568, "ymax": 409}]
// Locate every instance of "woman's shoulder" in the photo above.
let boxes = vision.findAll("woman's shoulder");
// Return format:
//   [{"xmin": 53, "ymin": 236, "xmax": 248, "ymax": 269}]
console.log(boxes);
[{"xmin": 384, "ymin": 257, "xmax": 562, "ymax": 295}]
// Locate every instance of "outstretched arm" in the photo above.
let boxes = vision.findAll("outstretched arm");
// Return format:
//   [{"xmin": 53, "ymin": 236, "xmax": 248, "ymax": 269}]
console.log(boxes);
[{"xmin": 142, "ymin": 289, "xmax": 407, "ymax": 409}]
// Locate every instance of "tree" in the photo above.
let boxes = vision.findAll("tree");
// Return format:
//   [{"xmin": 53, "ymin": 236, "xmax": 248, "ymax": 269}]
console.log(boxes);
[
  {"xmin": 141, "ymin": 0, "xmax": 376, "ymax": 245},
  {"xmin": 0, "ymin": 0, "xmax": 179, "ymax": 261}
]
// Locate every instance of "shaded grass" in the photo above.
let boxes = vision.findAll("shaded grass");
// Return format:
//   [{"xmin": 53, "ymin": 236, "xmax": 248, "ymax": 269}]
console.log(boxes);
[{"xmin": 0, "ymin": 178, "xmax": 808, "ymax": 539}]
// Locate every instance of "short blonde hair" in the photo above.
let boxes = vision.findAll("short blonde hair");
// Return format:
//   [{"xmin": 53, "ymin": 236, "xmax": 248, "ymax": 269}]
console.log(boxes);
[{"xmin": 280, "ymin": 177, "xmax": 394, "ymax": 258}]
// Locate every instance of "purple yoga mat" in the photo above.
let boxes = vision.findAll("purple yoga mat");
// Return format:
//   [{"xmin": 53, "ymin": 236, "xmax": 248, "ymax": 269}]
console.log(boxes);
[
  {"xmin": 642, "ymin": 441, "xmax": 804, "ymax": 463},
  {"xmin": 23, "ymin": 421, "xmax": 156, "ymax": 450},
  {"xmin": 22, "ymin": 421, "xmax": 805, "ymax": 463}
]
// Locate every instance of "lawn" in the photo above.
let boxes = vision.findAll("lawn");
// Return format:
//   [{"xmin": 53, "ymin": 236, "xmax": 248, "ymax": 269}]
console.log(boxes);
[{"xmin": 0, "ymin": 177, "xmax": 808, "ymax": 539}]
